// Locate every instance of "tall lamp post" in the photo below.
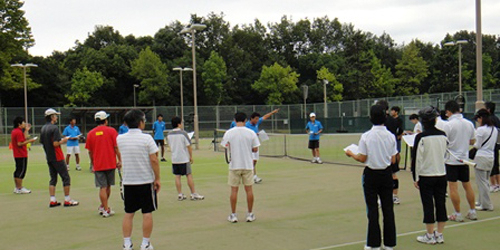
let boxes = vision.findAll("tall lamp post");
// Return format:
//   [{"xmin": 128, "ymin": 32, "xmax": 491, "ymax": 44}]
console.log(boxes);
[
  {"xmin": 181, "ymin": 23, "xmax": 206, "ymax": 150},
  {"xmin": 11, "ymin": 63, "xmax": 38, "ymax": 123},
  {"xmin": 444, "ymin": 40, "xmax": 468, "ymax": 96},
  {"xmin": 133, "ymin": 84, "xmax": 139, "ymax": 107},
  {"xmin": 173, "ymin": 67, "xmax": 193, "ymax": 124},
  {"xmin": 323, "ymin": 79, "xmax": 329, "ymax": 118},
  {"xmin": 475, "ymin": 0, "xmax": 484, "ymax": 110}
]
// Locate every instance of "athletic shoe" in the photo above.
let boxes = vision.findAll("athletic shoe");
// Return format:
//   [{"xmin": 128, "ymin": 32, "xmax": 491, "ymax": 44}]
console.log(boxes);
[
  {"xmin": 123, "ymin": 244, "xmax": 133, "ymax": 250},
  {"xmin": 98, "ymin": 205, "xmax": 105, "ymax": 215},
  {"xmin": 178, "ymin": 194, "xmax": 187, "ymax": 201},
  {"xmin": 475, "ymin": 201, "xmax": 481, "ymax": 206},
  {"xmin": 393, "ymin": 196, "xmax": 400, "ymax": 205},
  {"xmin": 49, "ymin": 201, "xmax": 61, "ymax": 208},
  {"xmin": 64, "ymin": 200, "xmax": 79, "ymax": 207},
  {"xmin": 18, "ymin": 187, "xmax": 31, "ymax": 194},
  {"xmin": 254, "ymin": 176, "xmax": 262, "ymax": 184},
  {"xmin": 13, "ymin": 188, "xmax": 20, "ymax": 194},
  {"xmin": 434, "ymin": 231, "xmax": 444, "ymax": 244},
  {"xmin": 246, "ymin": 213, "xmax": 256, "ymax": 222},
  {"xmin": 417, "ymin": 233, "xmax": 436, "ymax": 244},
  {"xmin": 102, "ymin": 208, "xmax": 115, "ymax": 218},
  {"xmin": 384, "ymin": 247, "xmax": 394, "ymax": 250},
  {"xmin": 475, "ymin": 205, "xmax": 494, "ymax": 211},
  {"xmin": 190, "ymin": 193, "xmax": 204, "ymax": 200},
  {"xmin": 160, "ymin": 158, "xmax": 166, "ymax": 162},
  {"xmin": 490, "ymin": 185, "xmax": 496, "ymax": 193},
  {"xmin": 448, "ymin": 213, "xmax": 464, "ymax": 222},
  {"xmin": 140, "ymin": 243, "xmax": 153, "ymax": 250},
  {"xmin": 466, "ymin": 211, "xmax": 478, "ymax": 220},
  {"xmin": 228, "ymin": 213, "xmax": 238, "ymax": 223},
  {"xmin": 317, "ymin": 159, "xmax": 323, "ymax": 164},
  {"xmin": 494, "ymin": 186, "xmax": 500, "ymax": 192},
  {"xmin": 311, "ymin": 158, "xmax": 317, "ymax": 163},
  {"xmin": 75, "ymin": 165, "xmax": 82, "ymax": 171},
  {"xmin": 363, "ymin": 246, "xmax": 380, "ymax": 250}
]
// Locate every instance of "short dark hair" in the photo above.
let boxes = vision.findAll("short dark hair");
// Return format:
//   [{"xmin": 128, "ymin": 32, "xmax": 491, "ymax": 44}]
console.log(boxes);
[
  {"xmin": 409, "ymin": 114, "xmax": 419, "ymax": 120},
  {"xmin": 96, "ymin": 120, "xmax": 106, "ymax": 125},
  {"xmin": 45, "ymin": 115, "xmax": 53, "ymax": 122},
  {"xmin": 250, "ymin": 112, "xmax": 260, "ymax": 119},
  {"xmin": 440, "ymin": 110, "xmax": 448, "ymax": 120},
  {"xmin": 445, "ymin": 100, "xmax": 460, "ymax": 114},
  {"xmin": 376, "ymin": 100, "xmax": 389, "ymax": 111},
  {"xmin": 485, "ymin": 101, "xmax": 496, "ymax": 114},
  {"xmin": 391, "ymin": 106, "xmax": 400, "ymax": 113},
  {"xmin": 157, "ymin": 114, "xmax": 163, "ymax": 118},
  {"xmin": 171, "ymin": 116, "xmax": 182, "ymax": 128},
  {"xmin": 13, "ymin": 117, "xmax": 24, "ymax": 128},
  {"xmin": 234, "ymin": 112, "xmax": 247, "ymax": 122},
  {"xmin": 370, "ymin": 105, "xmax": 386, "ymax": 125},
  {"xmin": 69, "ymin": 117, "xmax": 76, "ymax": 123},
  {"xmin": 124, "ymin": 109, "xmax": 145, "ymax": 129}
]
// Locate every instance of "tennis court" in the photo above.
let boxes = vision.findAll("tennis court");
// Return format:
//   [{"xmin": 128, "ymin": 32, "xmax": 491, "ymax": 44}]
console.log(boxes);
[{"xmin": 1, "ymin": 138, "xmax": 499, "ymax": 250}]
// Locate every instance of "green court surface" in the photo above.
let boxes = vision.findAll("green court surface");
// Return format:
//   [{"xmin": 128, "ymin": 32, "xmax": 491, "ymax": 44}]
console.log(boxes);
[{"xmin": 1, "ymin": 139, "xmax": 500, "ymax": 250}]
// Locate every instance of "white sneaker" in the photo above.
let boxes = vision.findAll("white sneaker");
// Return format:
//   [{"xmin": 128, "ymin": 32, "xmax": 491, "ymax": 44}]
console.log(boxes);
[
  {"xmin": 190, "ymin": 193, "xmax": 204, "ymax": 200},
  {"xmin": 434, "ymin": 231, "xmax": 444, "ymax": 244},
  {"xmin": 102, "ymin": 208, "xmax": 115, "ymax": 218},
  {"xmin": 311, "ymin": 158, "xmax": 317, "ymax": 163},
  {"xmin": 317, "ymin": 159, "xmax": 323, "ymax": 164},
  {"xmin": 417, "ymin": 233, "xmax": 436, "ymax": 244},
  {"xmin": 254, "ymin": 176, "xmax": 262, "ymax": 184},
  {"xmin": 246, "ymin": 213, "xmax": 256, "ymax": 222},
  {"xmin": 475, "ymin": 205, "xmax": 494, "ymax": 211},
  {"xmin": 140, "ymin": 242, "xmax": 153, "ymax": 250},
  {"xmin": 98, "ymin": 205, "xmax": 105, "ymax": 215},
  {"xmin": 177, "ymin": 193, "xmax": 186, "ymax": 201},
  {"xmin": 76, "ymin": 165, "xmax": 82, "ymax": 171},
  {"xmin": 364, "ymin": 246, "xmax": 380, "ymax": 250},
  {"xmin": 228, "ymin": 213, "xmax": 238, "ymax": 223},
  {"xmin": 448, "ymin": 213, "xmax": 464, "ymax": 222},
  {"xmin": 393, "ymin": 195, "xmax": 400, "ymax": 205},
  {"xmin": 67, "ymin": 165, "xmax": 70, "ymax": 171},
  {"xmin": 494, "ymin": 186, "xmax": 500, "ymax": 192},
  {"xmin": 13, "ymin": 188, "xmax": 21, "ymax": 194},
  {"xmin": 466, "ymin": 211, "xmax": 478, "ymax": 220},
  {"xmin": 490, "ymin": 185, "xmax": 496, "ymax": 192},
  {"xmin": 384, "ymin": 247, "xmax": 394, "ymax": 250},
  {"xmin": 123, "ymin": 244, "xmax": 133, "ymax": 250}
]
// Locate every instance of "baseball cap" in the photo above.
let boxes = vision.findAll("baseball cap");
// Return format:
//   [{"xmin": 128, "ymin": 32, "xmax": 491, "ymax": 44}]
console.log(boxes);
[
  {"xmin": 473, "ymin": 108, "xmax": 490, "ymax": 120},
  {"xmin": 45, "ymin": 108, "xmax": 60, "ymax": 116},
  {"xmin": 95, "ymin": 111, "xmax": 110, "ymax": 121},
  {"xmin": 310, "ymin": 112, "xmax": 316, "ymax": 117},
  {"xmin": 418, "ymin": 106, "xmax": 438, "ymax": 121}
]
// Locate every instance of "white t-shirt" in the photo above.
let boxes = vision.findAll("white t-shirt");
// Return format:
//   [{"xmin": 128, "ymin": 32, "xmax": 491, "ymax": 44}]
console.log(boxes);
[
  {"xmin": 443, "ymin": 114, "xmax": 475, "ymax": 165},
  {"xmin": 117, "ymin": 129, "xmax": 159, "ymax": 184},
  {"xmin": 413, "ymin": 122, "xmax": 422, "ymax": 134},
  {"xmin": 221, "ymin": 126, "xmax": 260, "ymax": 170},
  {"xmin": 475, "ymin": 125, "xmax": 498, "ymax": 158},
  {"xmin": 167, "ymin": 128, "xmax": 191, "ymax": 164},
  {"xmin": 358, "ymin": 125, "xmax": 398, "ymax": 170}
]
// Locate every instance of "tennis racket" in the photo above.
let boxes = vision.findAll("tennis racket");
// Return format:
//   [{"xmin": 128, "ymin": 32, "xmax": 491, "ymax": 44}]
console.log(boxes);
[
  {"xmin": 447, "ymin": 149, "xmax": 477, "ymax": 168},
  {"xmin": 225, "ymin": 142, "xmax": 231, "ymax": 164},
  {"xmin": 118, "ymin": 169, "xmax": 124, "ymax": 200}
]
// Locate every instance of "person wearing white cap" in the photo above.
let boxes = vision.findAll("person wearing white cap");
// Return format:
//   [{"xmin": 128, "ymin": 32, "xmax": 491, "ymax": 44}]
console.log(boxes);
[
  {"xmin": 40, "ymin": 108, "xmax": 79, "ymax": 207},
  {"xmin": 85, "ymin": 111, "xmax": 122, "ymax": 217},
  {"xmin": 305, "ymin": 112, "xmax": 323, "ymax": 164}
]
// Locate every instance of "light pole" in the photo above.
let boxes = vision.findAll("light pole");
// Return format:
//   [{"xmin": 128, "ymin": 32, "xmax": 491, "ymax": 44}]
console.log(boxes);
[
  {"xmin": 181, "ymin": 23, "xmax": 206, "ymax": 149},
  {"xmin": 133, "ymin": 84, "xmax": 139, "ymax": 107},
  {"xmin": 11, "ymin": 63, "xmax": 38, "ymax": 123},
  {"xmin": 323, "ymin": 79, "xmax": 329, "ymax": 118},
  {"xmin": 444, "ymin": 40, "xmax": 468, "ymax": 96},
  {"xmin": 475, "ymin": 0, "xmax": 484, "ymax": 110},
  {"xmin": 173, "ymin": 67, "xmax": 193, "ymax": 124}
]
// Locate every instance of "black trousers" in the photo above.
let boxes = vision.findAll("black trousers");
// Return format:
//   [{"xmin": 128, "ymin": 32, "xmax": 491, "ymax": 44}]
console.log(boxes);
[
  {"xmin": 419, "ymin": 176, "xmax": 448, "ymax": 223},
  {"xmin": 363, "ymin": 167, "xmax": 396, "ymax": 248}
]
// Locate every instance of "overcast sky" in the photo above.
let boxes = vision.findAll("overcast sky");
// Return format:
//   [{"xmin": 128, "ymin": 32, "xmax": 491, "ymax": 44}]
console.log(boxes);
[{"xmin": 22, "ymin": 0, "xmax": 500, "ymax": 57}]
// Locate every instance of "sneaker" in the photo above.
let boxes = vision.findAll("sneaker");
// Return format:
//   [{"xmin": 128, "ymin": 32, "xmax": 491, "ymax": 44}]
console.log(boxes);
[
  {"xmin": 246, "ymin": 212, "xmax": 256, "ymax": 222},
  {"xmin": 98, "ymin": 205, "xmax": 105, "ymax": 215},
  {"xmin": 384, "ymin": 247, "xmax": 393, "ymax": 250},
  {"xmin": 417, "ymin": 233, "xmax": 436, "ymax": 244},
  {"xmin": 177, "ymin": 194, "xmax": 187, "ymax": 201},
  {"xmin": 64, "ymin": 200, "xmax": 79, "ymax": 207},
  {"xmin": 475, "ymin": 201, "xmax": 481, "ymax": 206},
  {"xmin": 123, "ymin": 244, "xmax": 133, "ymax": 250},
  {"xmin": 190, "ymin": 193, "xmax": 204, "ymax": 200},
  {"xmin": 13, "ymin": 188, "xmax": 20, "ymax": 194},
  {"xmin": 254, "ymin": 176, "xmax": 262, "ymax": 184},
  {"xmin": 160, "ymin": 158, "xmax": 167, "ymax": 162},
  {"xmin": 434, "ymin": 231, "xmax": 444, "ymax": 244},
  {"xmin": 490, "ymin": 185, "xmax": 496, "ymax": 192},
  {"xmin": 317, "ymin": 159, "xmax": 323, "ymax": 164},
  {"xmin": 67, "ymin": 165, "xmax": 70, "ymax": 171},
  {"xmin": 102, "ymin": 208, "xmax": 115, "ymax": 218},
  {"xmin": 393, "ymin": 196, "xmax": 400, "ymax": 205},
  {"xmin": 140, "ymin": 243, "xmax": 153, "ymax": 250},
  {"xmin": 448, "ymin": 213, "xmax": 464, "ymax": 222},
  {"xmin": 311, "ymin": 158, "xmax": 317, "ymax": 163},
  {"xmin": 76, "ymin": 165, "xmax": 82, "ymax": 171},
  {"xmin": 363, "ymin": 246, "xmax": 380, "ymax": 250},
  {"xmin": 18, "ymin": 187, "xmax": 31, "ymax": 194},
  {"xmin": 494, "ymin": 186, "xmax": 500, "ymax": 192},
  {"xmin": 228, "ymin": 213, "xmax": 238, "ymax": 223},
  {"xmin": 49, "ymin": 201, "xmax": 61, "ymax": 208},
  {"xmin": 466, "ymin": 211, "xmax": 478, "ymax": 220},
  {"xmin": 475, "ymin": 205, "xmax": 494, "ymax": 211}
]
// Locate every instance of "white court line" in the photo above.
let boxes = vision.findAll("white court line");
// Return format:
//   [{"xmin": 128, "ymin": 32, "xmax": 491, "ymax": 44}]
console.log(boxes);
[{"xmin": 308, "ymin": 215, "xmax": 500, "ymax": 250}]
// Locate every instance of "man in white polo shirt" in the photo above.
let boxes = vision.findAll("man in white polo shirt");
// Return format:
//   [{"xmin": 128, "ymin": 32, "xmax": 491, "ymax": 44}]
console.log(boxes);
[
  {"xmin": 443, "ymin": 100, "xmax": 477, "ymax": 222},
  {"xmin": 221, "ymin": 112, "xmax": 260, "ymax": 223},
  {"xmin": 118, "ymin": 109, "xmax": 160, "ymax": 250},
  {"xmin": 167, "ymin": 116, "xmax": 204, "ymax": 201}
]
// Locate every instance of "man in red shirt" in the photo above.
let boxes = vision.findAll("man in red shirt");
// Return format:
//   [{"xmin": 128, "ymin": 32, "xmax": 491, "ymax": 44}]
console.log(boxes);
[
  {"xmin": 86, "ymin": 111, "xmax": 122, "ymax": 218},
  {"xmin": 11, "ymin": 117, "xmax": 36, "ymax": 194}
]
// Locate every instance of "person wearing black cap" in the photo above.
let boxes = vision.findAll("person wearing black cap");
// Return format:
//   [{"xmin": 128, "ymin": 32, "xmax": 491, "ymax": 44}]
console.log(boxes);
[
  {"xmin": 472, "ymin": 109, "xmax": 498, "ymax": 211},
  {"xmin": 411, "ymin": 106, "xmax": 448, "ymax": 244},
  {"xmin": 346, "ymin": 105, "xmax": 397, "ymax": 250}
]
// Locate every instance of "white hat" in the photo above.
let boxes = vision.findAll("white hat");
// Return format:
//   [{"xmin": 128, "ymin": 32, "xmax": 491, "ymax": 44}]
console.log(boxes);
[
  {"xmin": 310, "ymin": 112, "xmax": 316, "ymax": 117},
  {"xmin": 95, "ymin": 111, "xmax": 110, "ymax": 121},
  {"xmin": 45, "ymin": 108, "xmax": 60, "ymax": 116}
]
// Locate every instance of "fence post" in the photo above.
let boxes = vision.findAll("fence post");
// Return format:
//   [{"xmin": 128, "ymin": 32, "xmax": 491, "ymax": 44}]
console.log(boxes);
[
  {"xmin": 216, "ymin": 106, "xmax": 220, "ymax": 129},
  {"xmin": 287, "ymin": 105, "xmax": 291, "ymax": 133},
  {"xmin": 31, "ymin": 107, "xmax": 35, "ymax": 134}
]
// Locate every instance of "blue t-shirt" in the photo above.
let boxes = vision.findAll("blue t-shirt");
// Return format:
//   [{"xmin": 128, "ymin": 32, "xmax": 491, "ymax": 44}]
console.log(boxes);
[
  {"xmin": 306, "ymin": 121, "xmax": 323, "ymax": 140},
  {"xmin": 118, "ymin": 124, "xmax": 129, "ymax": 134},
  {"xmin": 62, "ymin": 125, "xmax": 81, "ymax": 146},
  {"xmin": 229, "ymin": 121, "xmax": 236, "ymax": 129},
  {"xmin": 245, "ymin": 117, "xmax": 263, "ymax": 134},
  {"xmin": 153, "ymin": 121, "xmax": 166, "ymax": 140}
]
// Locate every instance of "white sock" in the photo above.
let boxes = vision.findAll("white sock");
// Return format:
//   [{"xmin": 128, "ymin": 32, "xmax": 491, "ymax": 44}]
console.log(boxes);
[
  {"xmin": 455, "ymin": 212, "xmax": 461, "ymax": 216},
  {"xmin": 435, "ymin": 231, "xmax": 442, "ymax": 236},
  {"xmin": 124, "ymin": 237, "xmax": 132, "ymax": 247},
  {"xmin": 50, "ymin": 196, "xmax": 56, "ymax": 202},
  {"xmin": 470, "ymin": 209, "xmax": 476, "ymax": 213},
  {"xmin": 142, "ymin": 238, "xmax": 150, "ymax": 246},
  {"xmin": 426, "ymin": 233, "xmax": 433, "ymax": 238},
  {"xmin": 65, "ymin": 195, "xmax": 71, "ymax": 202}
]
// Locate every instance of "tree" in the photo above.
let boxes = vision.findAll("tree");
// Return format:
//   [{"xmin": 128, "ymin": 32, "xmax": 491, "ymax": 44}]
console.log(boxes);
[
  {"xmin": 130, "ymin": 47, "xmax": 170, "ymax": 105},
  {"xmin": 317, "ymin": 67, "xmax": 343, "ymax": 101},
  {"xmin": 66, "ymin": 67, "xmax": 105, "ymax": 106},
  {"xmin": 252, "ymin": 63, "xmax": 299, "ymax": 105},
  {"xmin": 394, "ymin": 42, "xmax": 428, "ymax": 96},
  {"xmin": 369, "ymin": 50, "xmax": 396, "ymax": 97},
  {"xmin": 202, "ymin": 51, "xmax": 227, "ymax": 105}
]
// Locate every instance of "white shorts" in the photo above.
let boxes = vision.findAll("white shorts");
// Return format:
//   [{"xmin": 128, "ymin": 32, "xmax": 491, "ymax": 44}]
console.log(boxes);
[
  {"xmin": 66, "ymin": 146, "xmax": 80, "ymax": 155},
  {"xmin": 252, "ymin": 151, "xmax": 259, "ymax": 160}
]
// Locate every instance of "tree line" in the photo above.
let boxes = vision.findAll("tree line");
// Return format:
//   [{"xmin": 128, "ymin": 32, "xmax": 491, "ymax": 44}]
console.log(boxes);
[{"xmin": 1, "ymin": 1, "xmax": 500, "ymax": 108}]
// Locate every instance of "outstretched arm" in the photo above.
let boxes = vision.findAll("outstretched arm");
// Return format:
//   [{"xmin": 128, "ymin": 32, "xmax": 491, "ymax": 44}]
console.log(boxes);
[{"xmin": 262, "ymin": 109, "xmax": 280, "ymax": 120}]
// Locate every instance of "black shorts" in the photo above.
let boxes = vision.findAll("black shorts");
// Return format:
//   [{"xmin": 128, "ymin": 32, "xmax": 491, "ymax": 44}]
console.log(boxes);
[
  {"xmin": 490, "ymin": 144, "xmax": 499, "ymax": 176},
  {"xmin": 124, "ymin": 183, "xmax": 157, "ymax": 214},
  {"xmin": 155, "ymin": 139, "xmax": 165, "ymax": 146},
  {"xmin": 308, "ymin": 140, "xmax": 319, "ymax": 149},
  {"xmin": 48, "ymin": 160, "xmax": 71, "ymax": 186},
  {"xmin": 172, "ymin": 163, "xmax": 192, "ymax": 176},
  {"xmin": 446, "ymin": 164, "xmax": 470, "ymax": 182},
  {"xmin": 14, "ymin": 157, "xmax": 28, "ymax": 179},
  {"xmin": 391, "ymin": 162, "xmax": 400, "ymax": 173}
]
